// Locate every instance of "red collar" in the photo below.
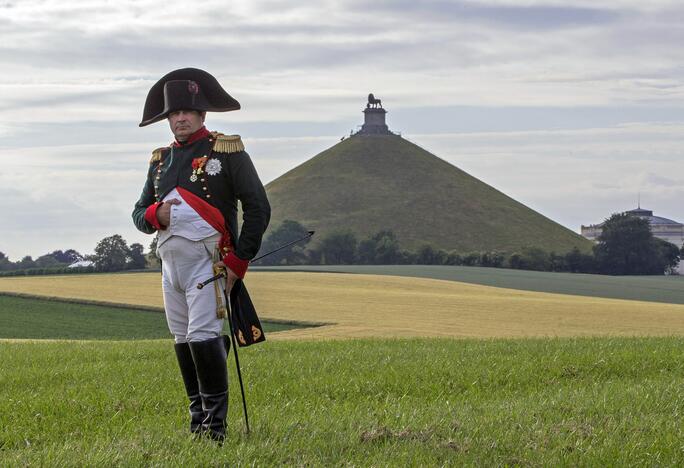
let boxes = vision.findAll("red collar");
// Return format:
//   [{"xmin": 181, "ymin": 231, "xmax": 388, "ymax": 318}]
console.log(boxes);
[{"xmin": 173, "ymin": 126, "xmax": 210, "ymax": 147}]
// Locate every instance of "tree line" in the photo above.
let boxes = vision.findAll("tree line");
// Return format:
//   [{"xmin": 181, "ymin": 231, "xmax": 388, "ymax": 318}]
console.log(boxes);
[
  {"xmin": 2, "ymin": 212, "xmax": 680, "ymax": 277},
  {"xmin": 254, "ymin": 214, "xmax": 682, "ymax": 275},
  {"xmin": 0, "ymin": 235, "xmax": 151, "ymax": 276}
]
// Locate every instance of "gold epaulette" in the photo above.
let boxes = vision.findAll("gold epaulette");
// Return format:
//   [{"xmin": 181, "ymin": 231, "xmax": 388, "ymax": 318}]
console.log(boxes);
[
  {"xmin": 149, "ymin": 147, "xmax": 167, "ymax": 164},
  {"xmin": 210, "ymin": 132, "xmax": 245, "ymax": 154}
]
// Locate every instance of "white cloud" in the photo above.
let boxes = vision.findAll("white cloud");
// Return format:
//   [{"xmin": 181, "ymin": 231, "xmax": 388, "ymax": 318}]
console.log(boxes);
[
  {"xmin": 2, "ymin": 1, "xmax": 684, "ymax": 258},
  {"xmin": 410, "ymin": 123, "xmax": 684, "ymax": 230},
  {"xmin": 1, "ymin": 0, "xmax": 683, "ymax": 113}
]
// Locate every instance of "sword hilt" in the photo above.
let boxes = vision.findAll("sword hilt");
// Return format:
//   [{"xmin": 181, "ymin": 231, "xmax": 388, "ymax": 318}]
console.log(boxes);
[{"xmin": 197, "ymin": 271, "xmax": 226, "ymax": 290}]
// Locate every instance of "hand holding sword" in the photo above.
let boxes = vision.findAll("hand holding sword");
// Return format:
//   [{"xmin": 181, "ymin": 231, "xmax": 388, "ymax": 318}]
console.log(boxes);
[{"xmin": 210, "ymin": 260, "xmax": 239, "ymax": 293}]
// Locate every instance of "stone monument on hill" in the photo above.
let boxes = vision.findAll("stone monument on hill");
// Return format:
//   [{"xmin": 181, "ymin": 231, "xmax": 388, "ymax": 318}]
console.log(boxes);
[{"xmin": 357, "ymin": 93, "xmax": 393, "ymax": 135}]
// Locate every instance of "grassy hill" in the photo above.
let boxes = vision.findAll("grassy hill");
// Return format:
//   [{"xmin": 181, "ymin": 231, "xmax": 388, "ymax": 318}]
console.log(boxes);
[{"xmin": 265, "ymin": 135, "xmax": 592, "ymax": 253}]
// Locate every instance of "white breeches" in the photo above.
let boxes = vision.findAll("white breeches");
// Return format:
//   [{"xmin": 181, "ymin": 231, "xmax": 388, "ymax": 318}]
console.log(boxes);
[{"xmin": 157, "ymin": 234, "xmax": 225, "ymax": 343}]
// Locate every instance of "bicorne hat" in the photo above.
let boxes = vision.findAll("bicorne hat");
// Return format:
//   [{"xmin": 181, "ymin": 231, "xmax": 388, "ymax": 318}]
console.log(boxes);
[{"xmin": 139, "ymin": 68, "xmax": 241, "ymax": 127}]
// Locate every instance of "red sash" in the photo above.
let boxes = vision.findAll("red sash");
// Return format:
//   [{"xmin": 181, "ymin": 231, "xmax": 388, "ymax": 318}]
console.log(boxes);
[{"xmin": 176, "ymin": 186, "xmax": 233, "ymax": 254}]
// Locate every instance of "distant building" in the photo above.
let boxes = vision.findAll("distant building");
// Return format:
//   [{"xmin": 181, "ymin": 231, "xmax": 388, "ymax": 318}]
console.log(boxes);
[
  {"xmin": 68, "ymin": 260, "xmax": 94, "ymax": 268},
  {"xmin": 581, "ymin": 207, "xmax": 684, "ymax": 273}
]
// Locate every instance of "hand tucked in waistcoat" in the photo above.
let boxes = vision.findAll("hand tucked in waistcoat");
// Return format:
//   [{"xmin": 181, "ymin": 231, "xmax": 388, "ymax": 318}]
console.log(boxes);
[{"xmin": 156, "ymin": 198, "xmax": 182, "ymax": 228}]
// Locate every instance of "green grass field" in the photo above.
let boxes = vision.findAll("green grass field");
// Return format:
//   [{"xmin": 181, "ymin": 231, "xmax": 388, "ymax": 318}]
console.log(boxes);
[
  {"xmin": 2, "ymin": 273, "xmax": 684, "ymax": 464},
  {"xmin": 2, "ymin": 337, "xmax": 684, "ymax": 465},
  {"xmin": 256, "ymin": 265, "xmax": 684, "ymax": 305},
  {"xmin": 0, "ymin": 295, "xmax": 302, "ymax": 340}
]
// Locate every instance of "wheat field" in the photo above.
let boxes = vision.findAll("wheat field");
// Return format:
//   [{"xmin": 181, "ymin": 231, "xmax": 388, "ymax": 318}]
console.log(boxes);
[{"xmin": 2, "ymin": 272, "xmax": 684, "ymax": 339}]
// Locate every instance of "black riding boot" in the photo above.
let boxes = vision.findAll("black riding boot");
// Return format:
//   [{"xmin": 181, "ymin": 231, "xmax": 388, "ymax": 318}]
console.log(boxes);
[
  {"xmin": 189, "ymin": 336, "xmax": 229, "ymax": 441},
  {"xmin": 174, "ymin": 342, "xmax": 205, "ymax": 434}
]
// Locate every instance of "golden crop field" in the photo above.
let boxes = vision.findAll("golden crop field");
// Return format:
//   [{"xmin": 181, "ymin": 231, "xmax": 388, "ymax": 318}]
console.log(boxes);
[{"xmin": 2, "ymin": 272, "xmax": 684, "ymax": 339}]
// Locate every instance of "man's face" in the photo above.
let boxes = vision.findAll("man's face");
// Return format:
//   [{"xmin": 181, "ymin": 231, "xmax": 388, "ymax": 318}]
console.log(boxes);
[{"xmin": 167, "ymin": 110, "xmax": 206, "ymax": 141}]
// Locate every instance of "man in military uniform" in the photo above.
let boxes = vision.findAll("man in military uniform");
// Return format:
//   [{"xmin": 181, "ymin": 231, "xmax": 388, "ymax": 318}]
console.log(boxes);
[{"xmin": 132, "ymin": 68, "xmax": 270, "ymax": 441}]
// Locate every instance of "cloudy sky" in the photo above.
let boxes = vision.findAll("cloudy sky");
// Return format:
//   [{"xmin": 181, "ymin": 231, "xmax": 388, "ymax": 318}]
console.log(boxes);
[{"xmin": 1, "ymin": 0, "xmax": 684, "ymax": 260}]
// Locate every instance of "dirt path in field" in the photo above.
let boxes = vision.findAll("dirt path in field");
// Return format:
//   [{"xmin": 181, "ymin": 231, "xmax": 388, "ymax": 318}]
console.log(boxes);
[{"xmin": 2, "ymin": 272, "xmax": 684, "ymax": 339}]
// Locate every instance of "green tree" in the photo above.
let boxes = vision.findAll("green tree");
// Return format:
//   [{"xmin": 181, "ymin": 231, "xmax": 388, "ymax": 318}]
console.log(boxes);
[
  {"xmin": 461, "ymin": 252, "xmax": 480, "ymax": 266},
  {"xmin": 147, "ymin": 237, "xmax": 160, "ymax": 269},
  {"xmin": 416, "ymin": 244, "xmax": 437, "ymax": 264},
  {"xmin": 508, "ymin": 252, "xmax": 523, "ymax": 269},
  {"xmin": 94, "ymin": 234, "xmax": 131, "ymax": 272},
  {"xmin": 547, "ymin": 252, "xmax": 565, "ymax": 272},
  {"xmin": 357, "ymin": 230, "xmax": 401, "ymax": 264},
  {"xmin": 654, "ymin": 238, "xmax": 681, "ymax": 275},
  {"xmin": 128, "ymin": 243, "xmax": 147, "ymax": 270},
  {"xmin": 307, "ymin": 248, "xmax": 322, "ymax": 265},
  {"xmin": 320, "ymin": 231, "xmax": 357, "ymax": 264},
  {"xmin": 256, "ymin": 220, "xmax": 311, "ymax": 265},
  {"xmin": 397, "ymin": 249, "xmax": 416, "ymax": 265},
  {"xmin": 488, "ymin": 251, "xmax": 506, "ymax": 268},
  {"xmin": 414, "ymin": 245, "xmax": 447, "ymax": 265},
  {"xmin": 593, "ymin": 213, "xmax": 664, "ymax": 275},
  {"xmin": 564, "ymin": 247, "xmax": 583, "ymax": 273},
  {"xmin": 564, "ymin": 247, "xmax": 596, "ymax": 273},
  {"xmin": 0, "ymin": 252, "xmax": 11, "ymax": 271},
  {"xmin": 373, "ymin": 231, "xmax": 401, "ymax": 264},
  {"xmin": 357, "ymin": 239, "xmax": 376, "ymax": 264},
  {"xmin": 519, "ymin": 247, "xmax": 552, "ymax": 271},
  {"xmin": 149, "ymin": 237, "xmax": 158, "ymax": 254},
  {"xmin": 18, "ymin": 255, "xmax": 36, "ymax": 270},
  {"xmin": 46, "ymin": 249, "xmax": 82, "ymax": 264},
  {"xmin": 35, "ymin": 254, "xmax": 61, "ymax": 268},
  {"xmin": 445, "ymin": 251, "xmax": 462, "ymax": 266}
]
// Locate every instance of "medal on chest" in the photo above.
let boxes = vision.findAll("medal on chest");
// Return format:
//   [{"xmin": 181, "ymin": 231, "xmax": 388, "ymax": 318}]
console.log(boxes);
[
  {"xmin": 190, "ymin": 156, "xmax": 221, "ymax": 182},
  {"xmin": 190, "ymin": 156, "xmax": 208, "ymax": 182},
  {"xmin": 206, "ymin": 158, "xmax": 222, "ymax": 176}
]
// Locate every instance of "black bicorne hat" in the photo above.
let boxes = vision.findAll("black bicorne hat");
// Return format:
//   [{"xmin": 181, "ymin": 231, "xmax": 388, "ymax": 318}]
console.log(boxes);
[{"xmin": 139, "ymin": 68, "xmax": 241, "ymax": 127}]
